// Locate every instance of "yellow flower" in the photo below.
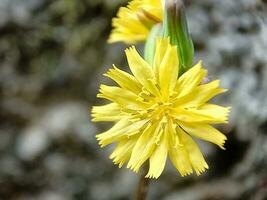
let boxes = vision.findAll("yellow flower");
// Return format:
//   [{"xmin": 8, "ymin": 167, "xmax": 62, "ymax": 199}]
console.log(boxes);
[
  {"xmin": 108, "ymin": 0, "xmax": 163, "ymax": 44},
  {"xmin": 92, "ymin": 38, "xmax": 230, "ymax": 178}
]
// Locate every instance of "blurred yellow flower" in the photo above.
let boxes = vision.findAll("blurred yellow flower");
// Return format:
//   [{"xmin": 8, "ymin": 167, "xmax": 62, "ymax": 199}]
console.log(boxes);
[
  {"xmin": 108, "ymin": 0, "xmax": 163, "ymax": 44},
  {"xmin": 92, "ymin": 38, "xmax": 230, "ymax": 178}
]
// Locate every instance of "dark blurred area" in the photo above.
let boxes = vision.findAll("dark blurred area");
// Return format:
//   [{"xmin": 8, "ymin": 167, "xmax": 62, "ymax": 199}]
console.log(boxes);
[{"xmin": 0, "ymin": 0, "xmax": 267, "ymax": 200}]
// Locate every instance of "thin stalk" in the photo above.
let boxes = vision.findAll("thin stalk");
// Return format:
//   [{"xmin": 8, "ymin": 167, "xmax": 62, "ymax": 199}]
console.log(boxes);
[{"xmin": 134, "ymin": 165, "xmax": 150, "ymax": 200}]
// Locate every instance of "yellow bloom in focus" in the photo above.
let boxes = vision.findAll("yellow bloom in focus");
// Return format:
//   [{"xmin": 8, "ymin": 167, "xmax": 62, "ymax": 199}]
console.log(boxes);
[
  {"xmin": 108, "ymin": 0, "xmax": 163, "ymax": 44},
  {"xmin": 92, "ymin": 38, "xmax": 230, "ymax": 178}
]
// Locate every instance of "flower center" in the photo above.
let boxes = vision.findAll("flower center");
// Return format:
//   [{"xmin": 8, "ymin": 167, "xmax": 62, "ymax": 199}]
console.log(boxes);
[{"xmin": 142, "ymin": 101, "xmax": 175, "ymax": 122}]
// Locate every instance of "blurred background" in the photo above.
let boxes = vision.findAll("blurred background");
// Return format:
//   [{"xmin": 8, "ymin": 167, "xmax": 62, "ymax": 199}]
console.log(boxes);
[{"xmin": 0, "ymin": 0, "xmax": 267, "ymax": 199}]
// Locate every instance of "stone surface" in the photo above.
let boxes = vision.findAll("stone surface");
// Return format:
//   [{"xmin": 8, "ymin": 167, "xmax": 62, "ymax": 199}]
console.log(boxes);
[{"xmin": 0, "ymin": 0, "xmax": 267, "ymax": 199}]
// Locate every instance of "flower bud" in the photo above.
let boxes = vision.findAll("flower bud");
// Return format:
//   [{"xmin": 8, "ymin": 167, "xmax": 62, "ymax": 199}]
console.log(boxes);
[{"xmin": 163, "ymin": 0, "xmax": 194, "ymax": 73}]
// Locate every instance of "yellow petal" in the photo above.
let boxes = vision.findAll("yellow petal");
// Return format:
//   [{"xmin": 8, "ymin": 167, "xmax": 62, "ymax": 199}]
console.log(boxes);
[
  {"xmin": 91, "ymin": 103, "xmax": 122, "ymax": 122},
  {"xmin": 168, "ymin": 145, "xmax": 193, "ymax": 177},
  {"xmin": 97, "ymin": 118, "xmax": 148, "ymax": 147},
  {"xmin": 168, "ymin": 124, "xmax": 193, "ymax": 176},
  {"xmin": 179, "ymin": 127, "xmax": 209, "ymax": 175},
  {"xmin": 197, "ymin": 104, "xmax": 231, "ymax": 123},
  {"xmin": 127, "ymin": 123, "xmax": 158, "ymax": 172},
  {"xmin": 158, "ymin": 39, "xmax": 179, "ymax": 99},
  {"xmin": 180, "ymin": 122, "xmax": 227, "ymax": 149},
  {"xmin": 125, "ymin": 47, "xmax": 160, "ymax": 96},
  {"xmin": 176, "ymin": 104, "xmax": 230, "ymax": 124},
  {"xmin": 98, "ymin": 85, "xmax": 147, "ymax": 109},
  {"xmin": 153, "ymin": 37, "xmax": 169, "ymax": 79},
  {"xmin": 142, "ymin": 6, "xmax": 162, "ymax": 23},
  {"xmin": 146, "ymin": 127, "xmax": 168, "ymax": 178},
  {"xmin": 190, "ymin": 80, "xmax": 227, "ymax": 106},
  {"xmin": 174, "ymin": 80, "xmax": 227, "ymax": 108},
  {"xmin": 174, "ymin": 107, "xmax": 228, "ymax": 124},
  {"xmin": 175, "ymin": 61, "xmax": 207, "ymax": 98},
  {"xmin": 110, "ymin": 136, "xmax": 138, "ymax": 168},
  {"xmin": 105, "ymin": 65, "xmax": 142, "ymax": 94}
]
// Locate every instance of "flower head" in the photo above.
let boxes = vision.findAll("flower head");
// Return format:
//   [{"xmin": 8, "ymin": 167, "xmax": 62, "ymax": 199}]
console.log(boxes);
[
  {"xmin": 108, "ymin": 0, "xmax": 163, "ymax": 44},
  {"xmin": 92, "ymin": 38, "xmax": 230, "ymax": 178}
]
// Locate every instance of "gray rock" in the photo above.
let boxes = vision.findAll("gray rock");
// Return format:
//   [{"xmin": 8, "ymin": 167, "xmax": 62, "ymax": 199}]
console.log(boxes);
[
  {"xmin": 1, "ymin": 0, "xmax": 267, "ymax": 199},
  {"xmin": 16, "ymin": 102, "xmax": 97, "ymax": 160}
]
